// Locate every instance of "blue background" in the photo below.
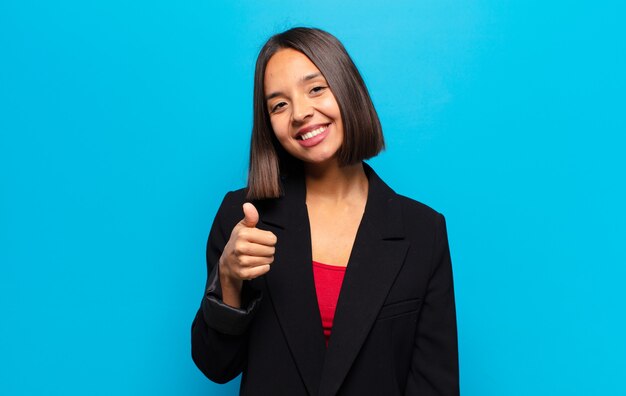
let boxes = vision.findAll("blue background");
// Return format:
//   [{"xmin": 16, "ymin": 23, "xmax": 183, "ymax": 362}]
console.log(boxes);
[{"xmin": 1, "ymin": 0, "xmax": 625, "ymax": 395}]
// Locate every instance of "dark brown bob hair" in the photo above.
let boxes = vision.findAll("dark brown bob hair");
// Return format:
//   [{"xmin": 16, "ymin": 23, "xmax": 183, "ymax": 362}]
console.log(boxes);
[{"xmin": 247, "ymin": 27, "xmax": 384, "ymax": 200}]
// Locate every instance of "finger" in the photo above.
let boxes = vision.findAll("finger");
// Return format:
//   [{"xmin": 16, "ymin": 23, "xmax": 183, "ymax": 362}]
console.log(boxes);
[
  {"xmin": 242, "ymin": 229, "xmax": 278, "ymax": 246},
  {"xmin": 241, "ymin": 264, "xmax": 271, "ymax": 280},
  {"xmin": 239, "ymin": 255, "xmax": 274, "ymax": 268},
  {"xmin": 235, "ymin": 241, "xmax": 275, "ymax": 257},
  {"xmin": 241, "ymin": 202, "xmax": 259, "ymax": 228}
]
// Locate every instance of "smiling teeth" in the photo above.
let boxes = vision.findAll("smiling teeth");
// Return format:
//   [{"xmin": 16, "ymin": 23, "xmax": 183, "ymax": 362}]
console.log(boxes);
[{"xmin": 299, "ymin": 126, "xmax": 327, "ymax": 141}]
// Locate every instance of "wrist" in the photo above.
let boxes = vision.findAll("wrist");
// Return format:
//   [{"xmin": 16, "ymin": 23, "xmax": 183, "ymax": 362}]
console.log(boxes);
[
  {"xmin": 218, "ymin": 257, "xmax": 243, "ymax": 308},
  {"xmin": 219, "ymin": 258, "xmax": 243, "ymax": 289}
]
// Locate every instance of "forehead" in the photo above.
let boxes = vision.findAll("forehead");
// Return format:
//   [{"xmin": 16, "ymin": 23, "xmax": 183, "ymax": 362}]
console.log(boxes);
[{"xmin": 264, "ymin": 48, "xmax": 322, "ymax": 92}]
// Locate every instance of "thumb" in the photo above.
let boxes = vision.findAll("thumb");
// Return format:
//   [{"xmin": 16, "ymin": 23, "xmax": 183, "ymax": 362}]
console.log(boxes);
[{"xmin": 241, "ymin": 202, "xmax": 259, "ymax": 228}]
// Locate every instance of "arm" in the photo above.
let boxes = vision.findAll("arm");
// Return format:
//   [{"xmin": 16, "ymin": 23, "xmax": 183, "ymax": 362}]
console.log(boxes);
[
  {"xmin": 405, "ymin": 214, "xmax": 459, "ymax": 395},
  {"xmin": 191, "ymin": 192, "xmax": 262, "ymax": 384}
]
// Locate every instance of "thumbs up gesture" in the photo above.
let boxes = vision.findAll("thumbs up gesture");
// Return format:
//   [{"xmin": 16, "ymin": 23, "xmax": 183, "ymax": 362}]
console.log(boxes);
[{"xmin": 219, "ymin": 203, "xmax": 277, "ymax": 307}]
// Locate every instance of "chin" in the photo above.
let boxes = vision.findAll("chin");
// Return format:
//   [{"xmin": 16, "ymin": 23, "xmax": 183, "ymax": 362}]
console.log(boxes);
[
  {"xmin": 304, "ymin": 153, "xmax": 340, "ymax": 166},
  {"xmin": 286, "ymin": 143, "xmax": 341, "ymax": 166}
]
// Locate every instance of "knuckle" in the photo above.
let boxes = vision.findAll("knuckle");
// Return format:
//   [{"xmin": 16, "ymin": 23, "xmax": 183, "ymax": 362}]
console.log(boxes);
[
  {"xmin": 233, "ymin": 267, "xmax": 244, "ymax": 279},
  {"xmin": 234, "ymin": 241, "xmax": 246, "ymax": 255},
  {"xmin": 248, "ymin": 267, "xmax": 260, "ymax": 280}
]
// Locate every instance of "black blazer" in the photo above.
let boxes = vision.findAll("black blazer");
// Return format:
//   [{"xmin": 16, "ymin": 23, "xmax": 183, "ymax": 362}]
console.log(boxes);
[{"xmin": 191, "ymin": 163, "xmax": 459, "ymax": 395}]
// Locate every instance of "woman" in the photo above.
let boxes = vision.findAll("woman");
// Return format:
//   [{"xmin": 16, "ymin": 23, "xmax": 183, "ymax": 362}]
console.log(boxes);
[{"xmin": 192, "ymin": 27, "xmax": 459, "ymax": 395}]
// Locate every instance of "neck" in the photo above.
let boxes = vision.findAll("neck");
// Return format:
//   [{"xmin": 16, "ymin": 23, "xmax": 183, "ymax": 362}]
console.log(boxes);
[{"xmin": 304, "ymin": 159, "xmax": 368, "ymax": 202}]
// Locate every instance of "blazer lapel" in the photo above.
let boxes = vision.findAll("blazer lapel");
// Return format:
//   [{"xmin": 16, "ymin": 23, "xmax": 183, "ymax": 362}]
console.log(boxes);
[
  {"xmin": 257, "ymin": 174, "xmax": 326, "ymax": 396},
  {"xmin": 318, "ymin": 163, "xmax": 410, "ymax": 396},
  {"xmin": 256, "ymin": 163, "xmax": 409, "ymax": 396}
]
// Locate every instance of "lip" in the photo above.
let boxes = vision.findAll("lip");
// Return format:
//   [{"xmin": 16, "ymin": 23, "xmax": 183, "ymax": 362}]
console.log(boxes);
[
  {"xmin": 295, "ymin": 123, "xmax": 330, "ymax": 138},
  {"xmin": 296, "ymin": 124, "xmax": 330, "ymax": 148}
]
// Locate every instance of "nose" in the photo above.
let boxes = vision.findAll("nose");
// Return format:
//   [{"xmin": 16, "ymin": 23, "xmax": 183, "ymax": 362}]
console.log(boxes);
[{"xmin": 291, "ymin": 95, "xmax": 313, "ymax": 123}]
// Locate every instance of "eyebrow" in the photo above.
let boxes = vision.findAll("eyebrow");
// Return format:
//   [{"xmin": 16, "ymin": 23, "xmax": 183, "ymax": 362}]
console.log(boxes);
[{"xmin": 265, "ymin": 72, "xmax": 323, "ymax": 101}]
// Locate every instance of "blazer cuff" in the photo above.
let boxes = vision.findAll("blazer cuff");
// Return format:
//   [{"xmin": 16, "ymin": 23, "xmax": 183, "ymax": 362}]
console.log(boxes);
[{"xmin": 201, "ymin": 264, "xmax": 261, "ymax": 336}]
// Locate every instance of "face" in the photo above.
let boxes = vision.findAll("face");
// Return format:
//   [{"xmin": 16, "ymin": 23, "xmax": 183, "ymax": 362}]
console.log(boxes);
[{"xmin": 264, "ymin": 48, "xmax": 343, "ymax": 166}]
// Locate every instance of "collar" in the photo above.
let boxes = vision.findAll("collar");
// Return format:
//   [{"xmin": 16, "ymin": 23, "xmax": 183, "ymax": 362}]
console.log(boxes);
[{"xmin": 258, "ymin": 162, "xmax": 405, "ymax": 241}]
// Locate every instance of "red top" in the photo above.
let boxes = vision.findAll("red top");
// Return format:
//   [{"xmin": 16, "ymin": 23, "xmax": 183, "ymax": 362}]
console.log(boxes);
[{"xmin": 312, "ymin": 261, "xmax": 347, "ymax": 346}]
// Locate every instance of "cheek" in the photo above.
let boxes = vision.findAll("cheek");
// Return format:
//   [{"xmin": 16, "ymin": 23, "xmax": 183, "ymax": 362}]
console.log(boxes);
[
  {"xmin": 269, "ymin": 116, "xmax": 281, "ymax": 134},
  {"xmin": 321, "ymin": 98, "xmax": 342, "ymax": 127},
  {"xmin": 323, "ymin": 100, "xmax": 343, "ymax": 127},
  {"xmin": 321, "ymin": 96, "xmax": 339, "ymax": 112},
  {"xmin": 269, "ymin": 116, "xmax": 290, "ymax": 143}
]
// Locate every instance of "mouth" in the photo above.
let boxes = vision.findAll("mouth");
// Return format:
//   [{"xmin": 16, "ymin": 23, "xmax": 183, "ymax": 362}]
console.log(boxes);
[{"xmin": 296, "ymin": 124, "xmax": 329, "ymax": 141}]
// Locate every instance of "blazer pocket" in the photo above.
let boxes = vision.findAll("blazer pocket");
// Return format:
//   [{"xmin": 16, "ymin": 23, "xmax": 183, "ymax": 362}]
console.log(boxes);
[{"xmin": 377, "ymin": 298, "xmax": 422, "ymax": 321}]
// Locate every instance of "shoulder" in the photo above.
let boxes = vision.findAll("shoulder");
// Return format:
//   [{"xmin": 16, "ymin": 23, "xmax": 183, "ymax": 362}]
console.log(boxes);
[
  {"xmin": 394, "ymin": 193, "xmax": 443, "ymax": 222},
  {"xmin": 393, "ymin": 192, "xmax": 446, "ymax": 239},
  {"xmin": 214, "ymin": 186, "xmax": 284, "ymax": 227},
  {"xmin": 218, "ymin": 187, "xmax": 279, "ymax": 214},
  {"xmin": 220, "ymin": 187, "xmax": 248, "ymax": 208},
  {"xmin": 366, "ymin": 162, "xmax": 445, "ymax": 233},
  {"xmin": 211, "ymin": 188, "xmax": 248, "ymax": 233}
]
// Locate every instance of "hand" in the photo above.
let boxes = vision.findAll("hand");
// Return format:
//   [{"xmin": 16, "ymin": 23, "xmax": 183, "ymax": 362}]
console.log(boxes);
[{"xmin": 219, "ymin": 203, "xmax": 277, "ymax": 307}]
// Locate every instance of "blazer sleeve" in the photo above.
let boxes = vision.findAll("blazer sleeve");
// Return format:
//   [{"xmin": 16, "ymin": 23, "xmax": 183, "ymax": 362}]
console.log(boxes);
[
  {"xmin": 405, "ymin": 213, "xmax": 459, "ymax": 395},
  {"xmin": 191, "ymin": 191, "xmax": 262, "ymax": 384}
]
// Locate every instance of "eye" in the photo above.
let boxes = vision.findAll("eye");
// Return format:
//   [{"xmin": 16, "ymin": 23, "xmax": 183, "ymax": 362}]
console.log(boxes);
[
  {"xmin": 310, "ymin": 86, "xmax": 327, "ymax": 94},
  {"xmin": 270, "ymin": 101, "xmax": 287, "ymax": 113}
]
